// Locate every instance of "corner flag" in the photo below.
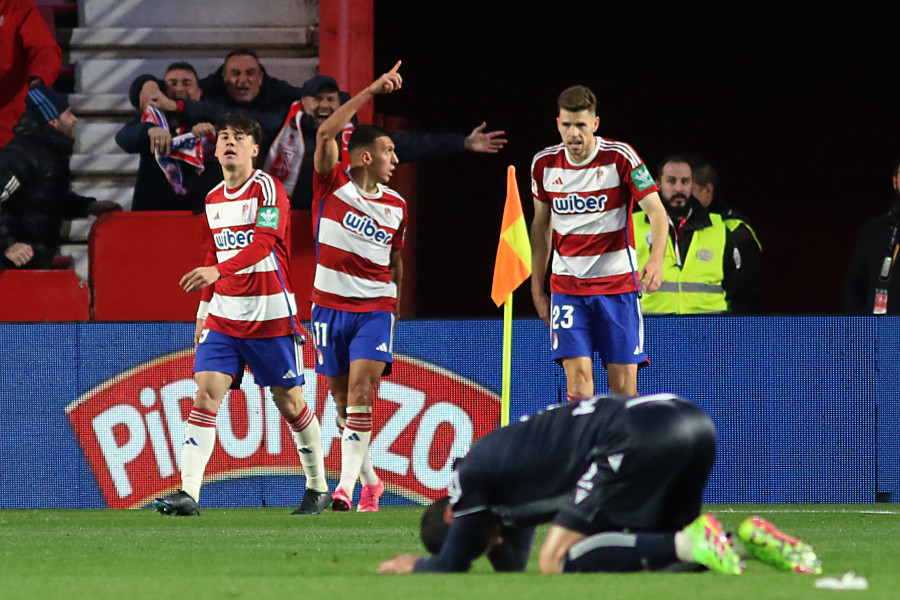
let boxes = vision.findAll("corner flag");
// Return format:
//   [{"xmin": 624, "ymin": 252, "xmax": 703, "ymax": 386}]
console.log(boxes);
[
  {"xmin": 491, "ymin": 166, "xmax": 531, "ymax": 427},
  {"xmin": 491, "ymin": 166, "xmax": 532, "ymax": 306}
]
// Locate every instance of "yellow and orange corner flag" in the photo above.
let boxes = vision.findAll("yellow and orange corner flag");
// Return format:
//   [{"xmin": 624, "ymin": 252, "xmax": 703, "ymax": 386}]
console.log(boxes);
[
  {"xmin": 491, "ymin": 166, "xmax": 531, "ymax": 426},
  {"xmin": 491, "ymin": 166, "xmax": 532, "ymax": 307}
]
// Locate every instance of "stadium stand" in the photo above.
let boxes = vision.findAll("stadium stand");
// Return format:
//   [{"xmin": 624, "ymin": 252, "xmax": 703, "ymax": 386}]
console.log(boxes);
[{"xmin": 58, "ymin": 0, "xmax": 318, "ymax": 283}]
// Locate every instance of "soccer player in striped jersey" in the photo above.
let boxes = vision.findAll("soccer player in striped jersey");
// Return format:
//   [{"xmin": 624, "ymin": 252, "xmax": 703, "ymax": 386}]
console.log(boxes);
[
  {"xmin": 152, "ymin": 114, "xmax": 330, "ymax": 517},
  {"xmin": 310, "ymin": 62, "xmax": 406, "ymax": 512},
  {"xmin": 530, "ymin": 85, "xmax": 668, "ymax": 399}
]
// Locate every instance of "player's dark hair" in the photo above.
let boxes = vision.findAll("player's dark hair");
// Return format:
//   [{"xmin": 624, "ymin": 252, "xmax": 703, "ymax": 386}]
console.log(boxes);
[
  {"xmin": 348, "ymin": 124, "xmax": 391, "ymax": 153},
  {"xmin": 165, "ymin": 62, "xmax": 198, "ymax": 79},
  {"xmin": 656, "ymin": 154, "xmax": 693, "ymax": 179},
  {"xmin": 214, "ymin": 113, "xmax": 262, "ymax": 145},
  {"xmin": 893, "ymin": 156, "xmax": 900, "ymax": 178},
  {"xmin": 689, "ymin": 156, "xmax": 718, "ymax": 188},
  {"xmin": 420, "ymin": 496, "xmax": 452, "ymax": 554},
  {"xmin": 557, "ymin": 85, "xmax": 597, "ymax": 114}
]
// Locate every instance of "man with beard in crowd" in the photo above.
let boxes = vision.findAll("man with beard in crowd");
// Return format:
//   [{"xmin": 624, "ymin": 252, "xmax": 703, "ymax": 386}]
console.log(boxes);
[{"xmin": 632, "ymin": 155, "xmax": 761, "ymax": 314}]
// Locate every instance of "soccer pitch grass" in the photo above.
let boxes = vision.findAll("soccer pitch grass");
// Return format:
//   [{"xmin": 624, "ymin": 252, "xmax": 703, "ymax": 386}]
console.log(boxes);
[{"xmin": 1, "ymin": 504, "xmax": 896, "ymax": 600}]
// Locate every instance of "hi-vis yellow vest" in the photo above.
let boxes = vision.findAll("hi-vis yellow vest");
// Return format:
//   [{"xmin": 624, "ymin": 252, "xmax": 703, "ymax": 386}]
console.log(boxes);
[{"xmin": 632, "ymin": 212, "xmax": 728, "ymax": 314}]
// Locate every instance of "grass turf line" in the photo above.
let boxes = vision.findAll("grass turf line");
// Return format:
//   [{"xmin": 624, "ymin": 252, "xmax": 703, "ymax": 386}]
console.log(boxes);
[{"xmin": 0, "ymin": 504, "xmax": 897, "ymax": 600}]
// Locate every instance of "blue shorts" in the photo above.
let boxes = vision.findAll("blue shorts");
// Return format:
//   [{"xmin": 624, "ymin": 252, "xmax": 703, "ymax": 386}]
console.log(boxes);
[
  {"xmin": 194, "ymin": 329, "xmax": 305, "ymax": 388},
  {"xmin": 310, "ymin": 305, "xmax": 394, "ymax": 376},
  {"xmin": 550, "ymin": 292, "xmax": 647, "ymax": 367}
]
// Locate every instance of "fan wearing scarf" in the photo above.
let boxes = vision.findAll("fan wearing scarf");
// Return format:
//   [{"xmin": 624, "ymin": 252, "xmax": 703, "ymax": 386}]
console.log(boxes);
[{"xmin": 116, "ymin": 62, "xmax": 222, "ymax": 213}]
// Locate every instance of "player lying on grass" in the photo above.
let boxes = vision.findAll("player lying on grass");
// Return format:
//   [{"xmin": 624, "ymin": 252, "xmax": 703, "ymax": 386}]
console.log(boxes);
[{"xmin": 378, "ymin": 393, "xmax": 821, "ymax": 574}]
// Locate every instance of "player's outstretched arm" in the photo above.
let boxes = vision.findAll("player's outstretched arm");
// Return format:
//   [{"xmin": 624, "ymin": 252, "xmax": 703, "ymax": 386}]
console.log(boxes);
[
  {"xmin": 636, "ymin": 191, "xmax": 666, "ymax": 293},
  {"xmin": 314, "ymin": 60, "xmax": 403, "ymax": 176},
  {"xmin": 463, "ymin": 122, "xmax": 507, "ymax": 154}
]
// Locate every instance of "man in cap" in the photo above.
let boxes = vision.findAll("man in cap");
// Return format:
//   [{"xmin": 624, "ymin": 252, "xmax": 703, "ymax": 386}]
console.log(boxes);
[{"xmin": 0, "ymin": 85, "xmax": 119, "ymax": 268}]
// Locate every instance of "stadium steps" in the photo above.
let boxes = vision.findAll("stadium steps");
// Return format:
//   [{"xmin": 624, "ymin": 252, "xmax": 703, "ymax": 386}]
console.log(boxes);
[
  {"xmin": 65, "ymin": 27, "xmax": 318, "ymax": 59},
  {"xmin": 75, "ymin": 57, "xmax": 316, "ymax": 95},
  {"xmin": 59, "ymin": 0, "xmax": 319, "ymax": 283}
]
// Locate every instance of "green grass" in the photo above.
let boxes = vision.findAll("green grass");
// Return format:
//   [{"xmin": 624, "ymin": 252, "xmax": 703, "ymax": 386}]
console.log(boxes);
[{"xmin": 0, "ymin": 504, "xmax": 896, "ymax": 599}]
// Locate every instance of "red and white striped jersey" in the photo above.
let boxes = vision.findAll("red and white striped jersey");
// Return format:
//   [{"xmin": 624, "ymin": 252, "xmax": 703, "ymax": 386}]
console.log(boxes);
[
  {"xmin": 531, "ymin": 137, "xmax": 659, "ymax": 296},
  {"xmin": 311, "ymin": 164, "xmax": 407, "ymax": 313},
  {"xmin": 199, "ymin": 169, "xmax": 301, "ymax": 338}
]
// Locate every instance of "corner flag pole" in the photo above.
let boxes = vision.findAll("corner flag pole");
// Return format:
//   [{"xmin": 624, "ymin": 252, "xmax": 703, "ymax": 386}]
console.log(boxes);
[
  {"xmin": 491, "ymin": 166, "xmax": 532, "ymax": 427},
  {"xmin": 501, "ymin": 292, "xmax": 514, "ymax": 426}
]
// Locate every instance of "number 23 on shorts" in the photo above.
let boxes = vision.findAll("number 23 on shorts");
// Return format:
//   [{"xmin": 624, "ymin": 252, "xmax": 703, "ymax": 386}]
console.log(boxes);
[{"xmin": 552, "ymin": 304, "xmax": 574, "ymax": 330}]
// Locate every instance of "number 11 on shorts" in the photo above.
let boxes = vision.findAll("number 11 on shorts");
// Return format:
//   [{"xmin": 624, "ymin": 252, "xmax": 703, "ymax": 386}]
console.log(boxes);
[{"xmin": 313, "ymin": 321, "xmax": 328, "ymax": 347}]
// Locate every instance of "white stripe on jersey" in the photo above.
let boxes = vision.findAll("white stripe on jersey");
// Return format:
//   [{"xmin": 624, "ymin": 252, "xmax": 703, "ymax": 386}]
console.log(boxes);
[
  {"xmin": 255, "ymin": 170, "xmax": 278, "ymax": 207},
  {"xmin": 215, "ymin": 249, "xmax": 278, "ymax": 274},
  {"xmin": 313, "ymin": 265, "xmax": 397, "ymax": 299},
  {"xmin": 530, "ymin": 143, "xmax": 564, "ymax": 173},
  {"xmin": 543, "ymin": 165, "xmax": 622, "ymax": 193},
  {"xmin": 552, "ymin": 205, "xmax": 628, "ymax": 236},
  {"xmin": 317, "ymin": 218, "xmax": 392, "ymax": 266},
  {"xmin": 206, "ymin": 198, "xmax": 258, "ymax": 228},
  {"xmin": 209, "ymin": 290, "xmax": 298, "ymax": 322},
  {"xmin": 625, "ymin": 393, "xmax": 682, "ymax": 408},
  {"xmin": 333, "ymin": 182, "xmax": 405, "ymax": 229},
  {"xmin": 552, "ymin": 247, "xmax": 637, "ymax": 280},
  {"xmin": 599, "ymin": 138, "xmax": 641, "ymax": 168}
]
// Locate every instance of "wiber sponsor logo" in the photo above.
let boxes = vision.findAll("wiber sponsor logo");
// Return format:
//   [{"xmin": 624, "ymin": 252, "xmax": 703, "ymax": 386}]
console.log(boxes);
[{"xmin": 66, "ymin": 334, "xmax": 499, "ymax": 508}]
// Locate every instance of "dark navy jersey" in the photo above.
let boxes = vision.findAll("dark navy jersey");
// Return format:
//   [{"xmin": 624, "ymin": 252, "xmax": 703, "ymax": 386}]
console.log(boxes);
[
  {"xmin": 414, "ymin": 393, "xmax": 713, "ymax": 573},
  {"xmin": 448, "ymin": 395, "xmax": 634, "ymax": 525}
]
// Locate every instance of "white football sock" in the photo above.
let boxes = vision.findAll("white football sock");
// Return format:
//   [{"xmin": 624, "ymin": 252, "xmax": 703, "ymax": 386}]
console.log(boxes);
[
  {"xmin": 287, "ymin": 405, "xmax": 328, "ymax": 493},
  {"xmin": 337, "ymin": 406, "xmax": 372, "ymax": 497},
  {"xmin": 181, "ymin": 408, "xmax": 217, "ymax": 502}
]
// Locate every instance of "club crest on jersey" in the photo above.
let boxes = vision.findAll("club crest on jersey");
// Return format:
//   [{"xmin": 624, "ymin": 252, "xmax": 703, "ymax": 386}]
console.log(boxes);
[
  {"xmin": 553, "ymin": 193, "xmax": 608, "ymax": 214},
  {"xmin": 631, "ymin": 165, "xmax": 655, "ymax": 191},
  {"xmin": 342, "ymin": 212, "xmax": 393, "ymax": 245},
  {"xmin": 213, "ymin": 228, "xmax": 254, "ymax": 250},
  {"xmin": 256, "ymin": 207, "xmax": 279, "ymax": 229},
  {"xmin": 242, "ymin": 202, "xmax": 250, "ymax": 221}
]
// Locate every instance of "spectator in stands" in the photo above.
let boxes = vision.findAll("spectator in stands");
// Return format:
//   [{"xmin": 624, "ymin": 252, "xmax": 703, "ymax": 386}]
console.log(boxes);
[
  {"xmin": 843, "ymin": 158, "xmax": 900, "ymax": 314},
  {"xmin": 265, "ymin": 74, "xmax": 508, "ymax": 209},
  {"xmin": 0, "ymin": 86, "xmax": 120, "ymax": 269},
  {"xmin": 0, "ymin": 0, "xmax": 62, "ymax": 147},
  {"xmin": 632, "ymin": 155, "xmax": 762, "ymax": 314},
  {"xmin": 116, "ymin": 62, "xmax": 221, "ymax": 213},
  {"xmin": 129, "ymin": 49, "xmax": 304, "ymax": 159}
]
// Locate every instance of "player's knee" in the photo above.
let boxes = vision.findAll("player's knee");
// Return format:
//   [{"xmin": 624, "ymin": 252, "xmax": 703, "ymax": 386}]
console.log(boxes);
[
  {"xmin": 538, "ymin": 545, "xmax": 564, "ymax": 574},
  {"xmin": 193, "ymin": 389, "xmax": 223, "ymax": 412}
]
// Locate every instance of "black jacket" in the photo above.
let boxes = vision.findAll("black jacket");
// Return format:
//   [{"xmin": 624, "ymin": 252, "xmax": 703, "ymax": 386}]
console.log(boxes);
[
  {"xmin": 115, "ymin": 118, "xmax": 222, "ymax": 213},
  {"xmin": 0, "ymin": 117, "xmax": 94, "ymax": 267},
  {"xmin": 844, "ymin": 204, "xmax": 900, "ymax": 314}
]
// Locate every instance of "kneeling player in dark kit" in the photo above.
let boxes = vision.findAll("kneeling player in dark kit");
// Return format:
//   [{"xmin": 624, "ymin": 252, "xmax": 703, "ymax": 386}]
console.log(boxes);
[{"xmin": 378, "ymin": 394, "xmax": 821, "ymax": 575}]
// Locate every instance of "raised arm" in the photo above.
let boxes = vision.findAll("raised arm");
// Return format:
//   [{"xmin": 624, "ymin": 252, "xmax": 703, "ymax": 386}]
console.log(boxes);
[{"xmin": 314, "ymin": 61, "xmax": 403, "ymax": 175}]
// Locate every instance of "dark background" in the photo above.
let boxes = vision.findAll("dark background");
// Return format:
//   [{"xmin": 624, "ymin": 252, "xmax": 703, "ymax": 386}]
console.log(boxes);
[{"xmin": 372, "ymin": 2, "xmax": 900, "ymax": 317}]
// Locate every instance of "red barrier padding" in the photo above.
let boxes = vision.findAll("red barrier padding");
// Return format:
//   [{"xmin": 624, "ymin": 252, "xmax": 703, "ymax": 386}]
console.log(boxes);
[
  {"xmin": 90, "ymin": 211, "xmax": 316, "ymax": 322},
  {"xmin": 0, "ymin": 269, "xmax": 89, "ymax": 321}
]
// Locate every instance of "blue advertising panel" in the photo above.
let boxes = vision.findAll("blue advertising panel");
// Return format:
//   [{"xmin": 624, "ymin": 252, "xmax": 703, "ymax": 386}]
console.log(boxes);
[{"xmin": 0, "ymin": 317, "xmax": 890, "ymax": 509}]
